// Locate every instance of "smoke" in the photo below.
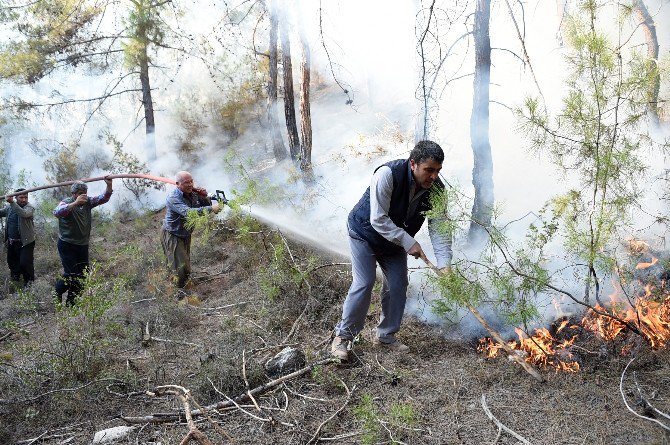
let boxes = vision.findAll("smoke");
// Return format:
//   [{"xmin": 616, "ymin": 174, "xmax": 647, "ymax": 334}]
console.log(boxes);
[{"xmin": 1, "ymin": 0, "xmax": 669, "ymax": 337}]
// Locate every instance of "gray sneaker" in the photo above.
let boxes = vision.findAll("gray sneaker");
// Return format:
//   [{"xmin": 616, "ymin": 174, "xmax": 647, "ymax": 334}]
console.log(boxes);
[
  {"xmin": 372, "ymin": 337, "xmax": 410, "ymax": 353},
  {"xmin": 330, "ymin": 336, "xmax": 350, "ymax": 361}
]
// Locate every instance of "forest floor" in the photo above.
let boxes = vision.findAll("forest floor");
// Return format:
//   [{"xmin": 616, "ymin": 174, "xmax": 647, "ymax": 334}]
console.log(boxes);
[{"xmin": 0, "ymin": 209, "xmax": 669, "ymax": 445}]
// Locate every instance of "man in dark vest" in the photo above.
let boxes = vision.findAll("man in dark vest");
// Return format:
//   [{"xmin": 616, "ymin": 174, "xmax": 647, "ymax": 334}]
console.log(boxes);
[
  {"xmin": 331, "ymin": 140, "xmax": 452, "ymax": 361},
  {"xmin": 0, "ymin": 189, "xmax": 36, "ymax": 289}
]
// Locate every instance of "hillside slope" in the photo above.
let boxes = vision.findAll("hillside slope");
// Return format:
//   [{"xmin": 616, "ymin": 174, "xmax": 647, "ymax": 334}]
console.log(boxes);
[{"xmin": 0, "ymin": 210, "xmax": 668, "ymax": 444}]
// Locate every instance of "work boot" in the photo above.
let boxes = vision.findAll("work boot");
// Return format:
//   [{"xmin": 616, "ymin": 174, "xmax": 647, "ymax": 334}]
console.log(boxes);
[
  {"xmin": 372, "ymin": 336, "xmax": 410, "ymax": 353},
  {"xmin": 330, "ymin": 336, "xmax": 350, "ymax": 361}
]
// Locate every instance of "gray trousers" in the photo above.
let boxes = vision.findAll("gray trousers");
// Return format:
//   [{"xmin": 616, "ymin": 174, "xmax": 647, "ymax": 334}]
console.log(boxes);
[
  {"xmin": 335, "ymin": 229, "xmax": 409, "ymax": 343},
  {"xmin": 161, "ymin": 229, "xmax": 191, "ymax": 288}
]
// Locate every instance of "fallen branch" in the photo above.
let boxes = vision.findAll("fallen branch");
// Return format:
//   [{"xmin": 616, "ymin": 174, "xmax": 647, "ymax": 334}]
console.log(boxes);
[
  {"xmin": 120, "ymin": 357, "xmax": 338, "ymax": 424},
  {"xmin": 420, "ymin": 255, "xmax": 545, "ymax": 383},
  {"xmin": 620, "ymin": 357, "xmax": 670, "ymax": 432},
  {"xmin": 306, "ymin": 377, "xmax": 355, "ymax": 444},
  {"xmin": 148, "ymin": 385, "xmax": 213, "ymax": 445},
  {"xmin": 142, "ymin": 322, "xmax": 203, "ymax": 349},
  {"xmin": 481, "ymin": 394, "xmax": 533, "ymax": 444},
  {"xmin": 0, "ymin": 378, "xmax": 124, "ymax": 405}
]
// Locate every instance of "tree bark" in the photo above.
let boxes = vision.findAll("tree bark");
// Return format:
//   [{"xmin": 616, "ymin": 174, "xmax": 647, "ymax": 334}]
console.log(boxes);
[
  {"xmin": 632, "ymin": 0, "xmax": 660, "ymax": 124},
  {"xmin": 279, "ymin": 10, "xmax": 300, "ymax": 162},
  {"xmin": 298, "ymin": 10, "xmax": 313, "ymax": 177},
  {"xmin": 468, "ymin": 0, "xmax": 493, "ymax": 244},
  {"xmin": 556, "ymin": 0, "xmax": 569, "ymax": 46},
  {"xmin": 139, "ymin": 54, "xmax": 157, "ymax": 161},
  {"xmin": 267, "ymin": 0, "xmax": 287, "ymax": 161}
]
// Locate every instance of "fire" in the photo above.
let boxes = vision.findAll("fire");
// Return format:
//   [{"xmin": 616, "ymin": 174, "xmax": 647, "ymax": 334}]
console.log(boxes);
[
  {"xmin": 582, "ymin": 293, "xmax": 670, "ymax": 349},
  {"xmin": 478, "ymin": 240, "xmax": 670, "ymax": 373},
  {"xmin": 477, "ymin": 320, "xmax": 580, "ymax": 373}
]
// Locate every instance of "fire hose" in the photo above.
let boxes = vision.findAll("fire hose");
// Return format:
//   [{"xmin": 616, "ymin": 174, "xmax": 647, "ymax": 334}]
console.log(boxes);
[{"xmin": 0, "ymin": 174, "xmax": 178, "ymax": 200}]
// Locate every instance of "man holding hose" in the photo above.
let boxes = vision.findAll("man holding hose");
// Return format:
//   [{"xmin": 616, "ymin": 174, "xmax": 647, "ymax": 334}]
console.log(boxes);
[
  {"xmin": 53, "ymin": 178, "xmax": 113, "ymax": 306},
  {"xmin": 162, "ymin": 171, "xmax": 220, "ymax": 297}
]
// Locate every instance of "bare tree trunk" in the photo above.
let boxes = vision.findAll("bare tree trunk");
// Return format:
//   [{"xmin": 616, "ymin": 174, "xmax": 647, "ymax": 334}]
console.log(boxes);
[
  {"xmin": 139, "ymin": 55, "xmax": 156, "ymax": 161},
  {"xmin": 298, "ymin": 11, "xmax": 312, "ymax": 177},
  {"xmin": 632, "ymin": 0, "xmax": 660, "ymax": 124},
  {"xmin": 468, "ymin": 0, "xmax": 493, "ymax": 245},
  {"xmin": 556, "ymin": 0, "xmax": 569, "ymax": 46},
  {"xmin": 279, "ymin": 11, "xmax": 300, "ymax": 162},
  {"xmin": 267, "ymin": 0, "xmax": 287, "ymax": 161}
]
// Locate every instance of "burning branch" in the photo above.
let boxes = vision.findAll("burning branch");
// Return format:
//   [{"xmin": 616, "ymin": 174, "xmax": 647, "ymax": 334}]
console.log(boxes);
[{"xmin": 420, "ymin": 254, "xmax": 545, "ymax": 383}]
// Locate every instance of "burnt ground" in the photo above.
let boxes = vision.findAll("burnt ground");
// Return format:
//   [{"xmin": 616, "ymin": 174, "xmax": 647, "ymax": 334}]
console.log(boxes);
[{"xmin": 0, "ymin": 209, "xmax": 669, "ymax": 445}]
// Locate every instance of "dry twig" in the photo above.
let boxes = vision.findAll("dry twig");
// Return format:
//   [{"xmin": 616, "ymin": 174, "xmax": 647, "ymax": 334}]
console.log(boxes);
[
  {"xmin": 121, "ymin": 357, "xmax": 338, "ymax": 424},
  {"xmin": 148, "ymin": 385, "xmax": 214, "ymax": 445},
  {"xmin": 306, "ymin": 377, "xmax": 355, "ymax": 444},
  {"xmin": 620, "ymin": 357, "xmax": 670, "ymax": 432},
  {"xmin": 481, "ymin": 394, "xmax": 533, "ymax": 444}
]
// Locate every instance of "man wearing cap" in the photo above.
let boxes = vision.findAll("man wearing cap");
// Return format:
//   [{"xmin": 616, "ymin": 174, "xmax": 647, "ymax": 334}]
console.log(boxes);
[
  {"xmin": 162, "ymin": 171, "xmax": 220, "ymax": 296},
  {"xmin": 0, "ymin": 189, "xmax": 35, "ymax": 289},
  {"xmin": 53, "ymin": 178, "xmax": 113, "ymax": 305}
]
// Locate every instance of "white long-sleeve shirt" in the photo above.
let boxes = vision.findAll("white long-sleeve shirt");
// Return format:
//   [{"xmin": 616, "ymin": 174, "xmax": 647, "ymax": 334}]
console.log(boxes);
[{"xmin": 369, "ymin": 166, "xmax": 452, "ymax": 268}]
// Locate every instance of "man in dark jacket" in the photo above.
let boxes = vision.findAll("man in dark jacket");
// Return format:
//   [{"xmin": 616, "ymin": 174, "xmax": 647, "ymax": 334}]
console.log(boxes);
[
  {"xmin": 161, "ymin": 171, "xmax": 220, "ymax": 295},
  {"xmin": 331, "ymin": 140, "xmax": 452, "ymax": 361},
  {"xmin": 0, "ymin": 189, "xmax": 35, "ymax": 288},
  {"xmin": 53, "ymin": 178, "xmax": 113, "ymax": 305}
]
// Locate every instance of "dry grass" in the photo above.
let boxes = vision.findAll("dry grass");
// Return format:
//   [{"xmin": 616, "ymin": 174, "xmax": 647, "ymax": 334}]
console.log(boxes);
[{"xmin": 0, "ymin": 211, "xmax": 668, "ymax": 444}]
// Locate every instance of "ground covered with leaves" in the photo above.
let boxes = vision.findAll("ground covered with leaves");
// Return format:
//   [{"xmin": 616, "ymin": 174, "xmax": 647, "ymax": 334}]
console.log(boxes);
[{"xmin": 0, "ymin": 210, "xmax": 669, "ymax": 445}]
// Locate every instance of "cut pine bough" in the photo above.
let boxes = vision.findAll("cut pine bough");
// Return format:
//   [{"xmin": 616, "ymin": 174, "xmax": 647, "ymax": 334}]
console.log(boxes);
[{"xmin": 420, "ymin": 254, "xmax": 546, "ymax": 383}]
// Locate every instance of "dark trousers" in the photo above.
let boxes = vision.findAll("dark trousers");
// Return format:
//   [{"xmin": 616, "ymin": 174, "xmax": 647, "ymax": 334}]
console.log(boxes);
[
  {"xmin": 55, "ymin": 239, "xmax": 89, "ymax": 305},
  {"xmin": 7, "ymin": 240, "xmax": 35, "ymax": 286}
]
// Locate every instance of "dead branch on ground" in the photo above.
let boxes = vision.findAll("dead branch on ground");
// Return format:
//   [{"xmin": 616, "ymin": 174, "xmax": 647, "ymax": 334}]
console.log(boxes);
[
  {"xmin": 620, "ymin": 357, "xmax": 670, "ymax": 432},
  {"xmin": 142, "ymin": 322, "xmax": 203, "ymax": 348},
  {"xmin": 120, "ymin": 357, "xmax": 338, "ymax": 424},
  {"xmin": 306, "ymin": 377, "xmax": 354, "ymax": 444},
  {"xmin": 148, "ymin": 385, "xmax": 214, "ymax": 445},
  {"xmin": 481, "ymin": 394, "xmax": 533, "ymax": 444}
]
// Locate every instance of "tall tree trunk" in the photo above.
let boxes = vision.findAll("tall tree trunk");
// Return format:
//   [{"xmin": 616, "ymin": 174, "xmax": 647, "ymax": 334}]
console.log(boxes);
[
  {"xmin": 556, "ymin": 0, "xmax": 569, "ymax": 46},
  {"xmin": 139, "ymin": 54, "xmax": 156, "ymax": 161},
  {"xmin": 468, "ymin": 0, "xmax": 493, "ymax": 245},
  {"xmin": 298, "ymin": 11, "xmax": 312, "ymax": 177},
  {"xmin": 267, "ymin": 0, "xmax": 287, "ymax": 161},
  {"xmin": 632, "ymin": 0, "xmax": 660, "ymax": 124},
  {"xmin": 279, "ymin": 12, "xmax": 300, "ymax": 161}
]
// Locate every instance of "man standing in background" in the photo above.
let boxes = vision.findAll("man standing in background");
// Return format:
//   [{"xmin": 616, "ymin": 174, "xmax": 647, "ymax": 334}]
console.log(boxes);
[
  {"xmin": 53, "ymin": 178, "xmax": 113, "ymax": 305},
  {"xmin": 0, "ymin": 189, "xmax": 35, "ymax": 289},
  {"xmin": 331, "ymin": 140, "xmax": 452, "ymax": 361},
  {"xmin": 162, "ymin": 171, "xmax": 220, "ymax": 298}
]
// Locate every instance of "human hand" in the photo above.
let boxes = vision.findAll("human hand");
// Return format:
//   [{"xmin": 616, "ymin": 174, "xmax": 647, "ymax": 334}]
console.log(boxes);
[
  {"xmin": 407, "ymin": 242, "xmax": 424, "ymax": 259},
  {"xmin": 6, "ymin": 195, "xmax": 13, "ymax": 204},
  {"xmin": 74, "ymin": 194, "xmax": 88, "ymax": 206},
  {"xmin": 104, "ymin": 177, "xmax": 113, "ymax": 188},
  {"xmin": 211, "ymin": 201, "xmax": 221, "ymax": 214},
  {"xmin": 194, "ymin": 187, "xmax": 208, "ymax": 197},
  {"xmin": 440, "ymin": 266, "xmax": 452, "ymax": 274}
]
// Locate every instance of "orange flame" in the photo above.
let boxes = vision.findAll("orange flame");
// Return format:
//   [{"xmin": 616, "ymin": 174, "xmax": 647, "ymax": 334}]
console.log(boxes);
[{"xmin": 477, "ymin": 322, "xmax": 580, "ymax": 373}]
